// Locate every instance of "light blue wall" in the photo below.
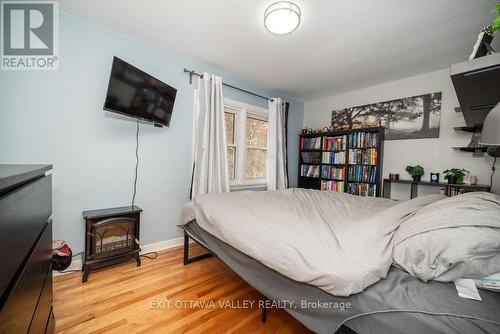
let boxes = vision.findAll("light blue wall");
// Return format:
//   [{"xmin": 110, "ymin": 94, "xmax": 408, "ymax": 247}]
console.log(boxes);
[{"xmin": 0, "ymin": 13, "xmax": 304, "ymax": 252}]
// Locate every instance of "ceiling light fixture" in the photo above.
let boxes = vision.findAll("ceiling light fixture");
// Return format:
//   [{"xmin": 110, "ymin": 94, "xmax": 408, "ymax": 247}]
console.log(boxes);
[{"xmin": 264, "ymin": 1, "xmax": 301, "ymax": 35}]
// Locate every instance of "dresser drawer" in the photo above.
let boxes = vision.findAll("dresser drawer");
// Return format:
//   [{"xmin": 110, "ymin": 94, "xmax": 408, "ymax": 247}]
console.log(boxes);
[
  {"xmin": 45, "ymin": 309, "xmax": 55, "ymax": 334},
  {"xmin": 29, "ymin": 264, "xmax": 53, "ymax": 334},
  {"xmin": 0, "ymin": 221, "xmax": 52, "ymax": 334},
  {"xmin": 0, "ymin": 175, "xmax": 52, "ymax": 302}
]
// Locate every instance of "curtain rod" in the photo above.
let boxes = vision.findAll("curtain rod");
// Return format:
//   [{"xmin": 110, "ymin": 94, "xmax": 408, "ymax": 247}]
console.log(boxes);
[{"xmin": 183, "ymin": 68, "xmax": 274, "ymax": 102}]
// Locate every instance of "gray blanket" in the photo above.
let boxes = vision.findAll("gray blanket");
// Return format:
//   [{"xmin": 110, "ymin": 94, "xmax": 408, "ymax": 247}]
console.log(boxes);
[
  {"xmin": 182, "ymin": 188, "xmax": 442, "ymax": 296},
  {"xmin": 185, "ymin": 222, "xmax": 500, "ymax": 334}
]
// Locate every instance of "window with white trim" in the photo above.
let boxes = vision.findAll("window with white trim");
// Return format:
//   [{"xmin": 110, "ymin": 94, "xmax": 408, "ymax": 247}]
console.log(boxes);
[{"xmin": 224, "ymin": 99, "xmax": 268, "ymax": 188}]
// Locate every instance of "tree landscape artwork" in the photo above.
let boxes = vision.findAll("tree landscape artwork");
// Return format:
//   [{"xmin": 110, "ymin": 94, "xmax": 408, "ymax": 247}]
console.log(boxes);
[{"xmin": 331, "ymin": 92, "xmax": 442, "ymax": 140}]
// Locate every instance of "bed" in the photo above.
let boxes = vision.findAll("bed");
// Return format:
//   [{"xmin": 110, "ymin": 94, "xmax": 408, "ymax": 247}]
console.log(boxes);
[{"xmin": 181, "ymin": 189, "xmax": 500, "ymax": 334}]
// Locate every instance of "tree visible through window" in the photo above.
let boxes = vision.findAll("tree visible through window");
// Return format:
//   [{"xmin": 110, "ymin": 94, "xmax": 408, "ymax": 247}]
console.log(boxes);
[
  {"xmin": 246, "ymin": 117, "xmax": 267, "ymax": 178},
  {"xmin": 224, "ymin": 112, "xmax": 236, "ymax": 180},
  {"xmin": 224, "ymin": 100, "xmax": 268, "ymax": 187}
]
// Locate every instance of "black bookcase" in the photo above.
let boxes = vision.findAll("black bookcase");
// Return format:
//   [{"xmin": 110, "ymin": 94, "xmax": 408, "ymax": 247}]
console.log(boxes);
[{"xmin": 298, "ymin": 127, "xmax": 384, "ymax": 197}]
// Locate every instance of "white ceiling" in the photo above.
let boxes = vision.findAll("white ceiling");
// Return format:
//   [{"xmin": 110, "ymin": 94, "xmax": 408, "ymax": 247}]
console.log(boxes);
[{"xmin": 61, "ymin": 0, "xmax": 500, "ymax": 101}]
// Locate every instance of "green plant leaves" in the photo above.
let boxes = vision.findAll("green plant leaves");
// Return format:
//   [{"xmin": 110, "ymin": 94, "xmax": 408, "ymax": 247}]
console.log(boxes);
[{"xmin": 494, "ymin": 3, "xmax": 500, "ymax": 33}]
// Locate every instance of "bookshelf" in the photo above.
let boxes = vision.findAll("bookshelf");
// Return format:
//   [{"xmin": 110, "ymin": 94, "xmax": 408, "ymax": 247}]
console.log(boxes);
[{"xmin": 298, "ymin": 127, "xmax": 384, "ymax": 197}]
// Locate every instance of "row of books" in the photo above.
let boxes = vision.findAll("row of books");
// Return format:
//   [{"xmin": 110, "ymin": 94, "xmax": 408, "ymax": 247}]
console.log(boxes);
[
  {"xmin": 322, "ymin": 151, "xmax": 346, "ymax": 164},
  {"xmin": 347, "ymin": 165, "xmax": 377, "ymax": 183},
  {"xmin": 322, "ymin": 135, "xmax": 347, "ymax": 151},
  {"xmin": 301, "ymin": 151, "xmax": 321, "ymax": 164},
  {"xmin": 300, "ymin": 165, "xmax": 320, "ymax": 178},
  {"xmin": 301, "ymin": 137, "xmax": 321, "ymax": 150},
  {"xmin": 443, "ymin": 186, "xmax": 469, "ymax": 197},
  {"xmin": 321, "ymin": 166, "xmax": 345, "ymax": 180},
  {"xmin": 348, "ymin": 131, "xmax": 378, "ymax": 148},
  {"xmin": 321, "ymin": 180, "xmax": 345, "ymax": 192},
  {"xmin": 349, "ymin": 148, "xmax": 378, "ymax": 165},
  {"xmin": 346, "ymin": 183, "xmax": 377, "ymax": 197}
]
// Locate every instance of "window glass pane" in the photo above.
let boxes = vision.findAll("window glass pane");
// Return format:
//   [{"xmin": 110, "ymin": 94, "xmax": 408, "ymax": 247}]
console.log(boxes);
[
  {"xmin": 246, "ymin": 117, "xmax": 267, "ymax": 148},
  {"xmin": 227, "ymin": 147, "xmax": 236, "ymax": 180},
  {"xmin": 246, "ymin": 148, "xmax": 266, "ymax": 178},
  {"xmin": 225, "ymin": 112, "xmax": 235, "ymax": 145}
]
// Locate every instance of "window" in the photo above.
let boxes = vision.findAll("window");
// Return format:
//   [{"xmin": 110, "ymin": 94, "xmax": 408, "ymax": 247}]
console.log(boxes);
[
  {"xmin": 224, "ymin": 99, "xmax": 268, "ymax": 188},
  {"xmin": 225, "ymin": 112, "xmax": 236, "ymax": 180},
  {"xmin": 245, "ymin": 116, "xmax": 267, "ymax": 178}
]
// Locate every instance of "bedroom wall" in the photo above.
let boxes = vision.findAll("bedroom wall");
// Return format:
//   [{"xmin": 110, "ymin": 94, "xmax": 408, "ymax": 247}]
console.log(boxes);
[
  {"xmin": 303, "ymin": 69, "xmax": 499, "ymax": 200},
  {"xmin": 0, "ymin": 13, "xmax": 304, "ymax": 253}
]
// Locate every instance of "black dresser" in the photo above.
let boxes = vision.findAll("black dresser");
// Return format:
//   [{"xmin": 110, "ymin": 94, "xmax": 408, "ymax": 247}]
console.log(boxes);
[{"xmin": 0, "ymin": 165, "xmax": 54, "ymax": 334}]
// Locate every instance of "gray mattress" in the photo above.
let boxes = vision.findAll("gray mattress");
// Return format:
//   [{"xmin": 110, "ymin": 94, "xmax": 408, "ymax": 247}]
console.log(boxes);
[{"xmin": 185, "ymin": 221, "xmax": 500, "ymax": 334}]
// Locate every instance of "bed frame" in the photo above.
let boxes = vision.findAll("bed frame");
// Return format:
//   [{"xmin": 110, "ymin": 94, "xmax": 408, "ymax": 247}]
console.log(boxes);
[
  {"xmin": 183, "ymin": 229, "xmax": 357, "ymax": 334},
  {"xmin": 183, "ymin": 230, "xmax": 274, "ymax": 323}
]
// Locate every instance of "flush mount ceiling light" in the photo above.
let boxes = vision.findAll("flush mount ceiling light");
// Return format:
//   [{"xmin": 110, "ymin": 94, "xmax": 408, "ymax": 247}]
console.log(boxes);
[{"xmin": 264, "ymin": 1, "xmax": 301, "ymax": 35}]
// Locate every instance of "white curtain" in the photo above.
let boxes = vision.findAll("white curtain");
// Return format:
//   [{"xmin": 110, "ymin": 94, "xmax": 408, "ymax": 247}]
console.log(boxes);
[
  {"xmin": 191, "ymin": 73, "xmax": 230, "ymax": 198},
  {"xmin": 266, "ymin": 98, "xmax": 288, "ymax": 190}
]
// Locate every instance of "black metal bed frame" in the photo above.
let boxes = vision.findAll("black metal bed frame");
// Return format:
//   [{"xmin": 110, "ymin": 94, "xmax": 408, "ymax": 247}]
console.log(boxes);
[
  {"xmin": 183, "ymin": 229, "xmax": 269, "ymax": 323},
  {"xmin": 183, "ymin": 228, "xmax": 357, "ymax": 333}
]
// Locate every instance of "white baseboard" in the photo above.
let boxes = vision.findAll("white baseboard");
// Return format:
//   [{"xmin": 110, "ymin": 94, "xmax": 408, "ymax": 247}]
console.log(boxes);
[
  {"xmin": 140, "ymin": 236, "xmax": 184, "ymax": 254},
  {"xmin": 53, "ymin": 236, "xmax": 184, "ymax": 277}
]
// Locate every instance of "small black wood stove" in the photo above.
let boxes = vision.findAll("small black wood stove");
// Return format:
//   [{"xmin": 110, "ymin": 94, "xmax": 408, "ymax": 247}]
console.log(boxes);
[{"xmin": 82, "ymin": 205, "xmax": 142, "ymax": 283}]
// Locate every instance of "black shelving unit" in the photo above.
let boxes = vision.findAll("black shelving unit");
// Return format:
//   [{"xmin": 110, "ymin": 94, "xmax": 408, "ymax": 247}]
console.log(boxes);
[
  {"xmin": 452, "ymin": 125, "xmax": 483, "ymax": 133},
  {"xmin": 383, "ymin": 178, "xmax": 490, "ymax": 199},
  {"xmin": 451, "ymin": 146, "xmax": 488, "ymax": 153},
  {"xmin": 298, "ymin": 127, "xmax": 384, "ymax": 197}
]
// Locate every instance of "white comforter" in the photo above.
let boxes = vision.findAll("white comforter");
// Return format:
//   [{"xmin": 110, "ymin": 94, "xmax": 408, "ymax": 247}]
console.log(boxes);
[{"xmin": 181, "ymin": 188, "xmax": 442, "ymax": 296}]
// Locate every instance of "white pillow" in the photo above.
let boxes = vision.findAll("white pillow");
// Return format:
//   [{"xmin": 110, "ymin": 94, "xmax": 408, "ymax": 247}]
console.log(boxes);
[
  {"xmin": 393, "ymin": 226, "xmax": 500, "ymax": 283},
  {"xmin": 393, "ymin": 192, "xmax": 500, "ymax": 284}
]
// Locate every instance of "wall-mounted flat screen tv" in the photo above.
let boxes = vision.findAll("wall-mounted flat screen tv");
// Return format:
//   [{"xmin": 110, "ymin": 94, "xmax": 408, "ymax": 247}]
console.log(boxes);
[{"xmin": 104, "ymin": 57, "xmax": 177, "ymax": 127}]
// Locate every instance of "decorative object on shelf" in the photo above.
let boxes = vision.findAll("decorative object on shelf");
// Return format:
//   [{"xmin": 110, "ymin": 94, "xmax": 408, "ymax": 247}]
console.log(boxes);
[
  {"xmin": 264, "ymin": 1, "xmax": 301, "ymax": 35},
  {"xmin": 467, "ymin": 131, "xmax": 482, "ymax": 147},
  {"xmin": 430, "ymin": 172, "xmax": 440, "ymax": 183},
  {"xmin": 443, "ymin": 168, "xmax": 470, "ymax": 185},
  {"xmin": 469, "ymin": 26, "xmax": 495, "ymax": 59},
  {"xmin": 389, "ymin": 173, "xmax": 400, "ymax": 181},
  {"xmin": 331, "ymin": 92, "xmax": 442, "ymax": 140},
  {"xmin": 405, "ymin": 165, "xmax": 425, "ymax": 182},
  {"xmin": 464, "ymin": 175, "xmax": 478, "ymax": 186},
  {"xmin": 479, "ymin": 102, "xmax": 500, "ymax": 190}
]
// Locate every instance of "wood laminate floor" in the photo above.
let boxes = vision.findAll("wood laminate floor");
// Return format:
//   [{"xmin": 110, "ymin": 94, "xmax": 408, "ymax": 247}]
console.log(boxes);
[{"xmin": 53, "ymin": 244, "xmax": 311, "ymax": 334}]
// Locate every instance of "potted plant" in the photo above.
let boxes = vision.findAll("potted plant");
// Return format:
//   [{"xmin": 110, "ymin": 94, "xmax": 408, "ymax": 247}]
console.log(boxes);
[
  {"xmin": 493, "ymin": 2, "xmax": 500, "ymax": 34},
  {"xmin": 405, "ymin": 165, "xmax": 425, "ymax": 182},
  {"xmin": 443, "ymin": 168, "xmax": 470, "ymax": 184}
]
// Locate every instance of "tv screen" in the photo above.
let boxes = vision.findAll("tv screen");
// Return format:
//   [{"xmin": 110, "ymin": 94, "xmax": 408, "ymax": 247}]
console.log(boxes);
[{"xmin": 104, "ymin": 57, "xmax": 177, "ymax": 127}]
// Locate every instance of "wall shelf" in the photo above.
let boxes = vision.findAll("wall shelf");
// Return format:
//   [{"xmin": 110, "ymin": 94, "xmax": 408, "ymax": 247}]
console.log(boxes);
[
  {"xmin": 453, "ymin": 125, "xmax": 483, "ymax": 133},
  {"xmin": 451, "ymin": 146, "xmax": 487, "ymax": 153}
]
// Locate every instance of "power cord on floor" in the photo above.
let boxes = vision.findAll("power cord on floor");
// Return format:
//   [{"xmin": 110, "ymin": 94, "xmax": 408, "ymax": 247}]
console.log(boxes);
[
  {"xmin": 140, "ymin": 252, "xmax": 158, "ymax": 260},
  {"xmin": 57, "ymin": 269, "xmax": 81, "ymax": 273},
  {"xmin": 56, "ymin": 251, "xmax": 159, "ymax": 274},
  {"xmin": 72, "ymin": 251, "xmax": 83, "ymax": 258}
]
